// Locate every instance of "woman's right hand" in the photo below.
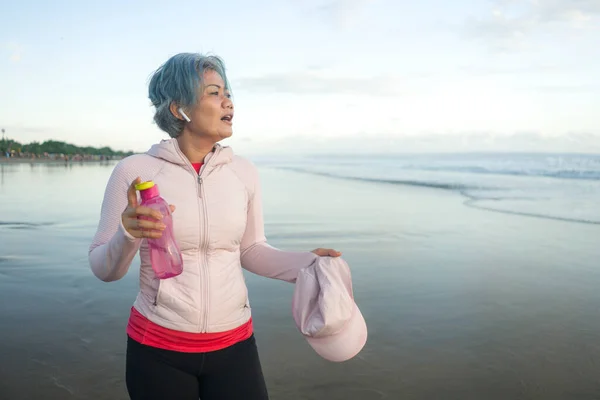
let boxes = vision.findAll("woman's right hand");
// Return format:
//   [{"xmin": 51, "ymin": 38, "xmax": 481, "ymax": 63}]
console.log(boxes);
[{"xmin": 121, "ymin": 177, "xmax": 175, "ymax": 239}]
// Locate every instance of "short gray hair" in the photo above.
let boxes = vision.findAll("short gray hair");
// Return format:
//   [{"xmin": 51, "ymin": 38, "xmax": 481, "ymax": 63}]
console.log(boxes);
[{"xmin": 148, "ymin": 53, "xmax": 231, "ymax": 138}]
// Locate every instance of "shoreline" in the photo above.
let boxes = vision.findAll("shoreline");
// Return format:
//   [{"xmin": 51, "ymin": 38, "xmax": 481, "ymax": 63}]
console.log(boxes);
[{"xmin": 0, "ymin": 158, "xmax": 120, "ymax": 165}]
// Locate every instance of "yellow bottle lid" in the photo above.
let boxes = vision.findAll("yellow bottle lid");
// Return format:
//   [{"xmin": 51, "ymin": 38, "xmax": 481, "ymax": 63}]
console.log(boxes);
[{"xmin": 135, "ymin": 181, "xmax": 155, "ymax": 191}]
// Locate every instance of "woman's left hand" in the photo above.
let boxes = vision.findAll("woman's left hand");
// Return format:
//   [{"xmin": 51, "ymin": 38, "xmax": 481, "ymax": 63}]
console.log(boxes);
[{"xmin": 311, "ymin": 248, "xmax": 342, "ymax": 257}]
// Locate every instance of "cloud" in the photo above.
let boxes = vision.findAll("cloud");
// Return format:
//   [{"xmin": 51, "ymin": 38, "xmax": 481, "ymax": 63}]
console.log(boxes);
[
  {"xmin": 5, "ymin": 42, "xmax": 23, "ymax": 63},
  {"xmin": 523, "ymin": 83, "xmax": 600, "ymax": 93},
  {"xmin": 532, "ymin": 0, "xmax": 600, "ymax": 23},
  {"xmin": 463, "ymin": 10, "xmax": 533, "ymax": 51},
  {"xmin": 235, "ymin": 71, "xmax": 402, "ymax": 96},
  {"xmin": 457, "ymin": 63, "xmax": 562, "ymax": 76},
  {"xmin": 463, "ymin": 0, "xmax": 600, "ymax": 51},
  {"xmin": 241, "ymin": 131, "xmax": 600, "ymax": 154},
  {"xmin": 299, "ymin": 0, "xmax": 376, "ymax": 30}
]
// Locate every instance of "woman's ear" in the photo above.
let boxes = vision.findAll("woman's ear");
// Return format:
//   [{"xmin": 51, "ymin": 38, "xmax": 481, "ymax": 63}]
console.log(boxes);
[
  {"xmin": 179, "ymin": 108, "xmax": 191, "ymax": 122},
  {"xmin": 169, "ymin": 102, "xmax": 190, "ymax": 122}
]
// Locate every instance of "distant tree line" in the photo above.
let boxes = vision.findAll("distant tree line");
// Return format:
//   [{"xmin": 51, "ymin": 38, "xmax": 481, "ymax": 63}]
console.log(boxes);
[{"xmin": 1, "ymin": 138, "xmax": 134, "ymax": 158}]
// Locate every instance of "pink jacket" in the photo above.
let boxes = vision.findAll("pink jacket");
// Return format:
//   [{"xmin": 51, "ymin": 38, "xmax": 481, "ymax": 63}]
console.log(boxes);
[{"xmin": 89, "ymin": 139, "xmax": 318, "ymax": 333}]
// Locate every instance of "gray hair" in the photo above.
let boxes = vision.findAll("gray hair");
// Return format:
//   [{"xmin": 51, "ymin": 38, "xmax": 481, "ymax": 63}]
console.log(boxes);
[{"xmin": 148, "ymin": 53, "xmax": 231, "ymax": 138}]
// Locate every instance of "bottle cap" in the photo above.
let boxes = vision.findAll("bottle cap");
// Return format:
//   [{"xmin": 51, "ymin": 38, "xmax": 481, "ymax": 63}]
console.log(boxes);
[{"xmin": 135, "ymin": 181, "xmax": 155, "ymax": 191}]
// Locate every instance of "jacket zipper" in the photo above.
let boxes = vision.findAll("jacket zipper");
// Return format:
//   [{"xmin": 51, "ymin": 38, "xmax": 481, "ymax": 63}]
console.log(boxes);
[
  {"xmin": 196, "ymin": 146, "xmax": 221, "ymax": 332},
  {"xmin": 196, "ymin": 181, "xmax": 205, "ymax": 331},
  {"xmin": 172, "ymin": 143, "xmax": 221, "ymax": 332},
  {"xmin": 199, "ymin": 176, "xmax": 210, "ymax": 332}
]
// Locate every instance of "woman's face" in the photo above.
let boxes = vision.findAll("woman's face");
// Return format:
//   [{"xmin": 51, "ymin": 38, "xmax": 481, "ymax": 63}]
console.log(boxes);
[{"xmin": 183, "ymin": 69, "xmax": 234, "ymax": 142}]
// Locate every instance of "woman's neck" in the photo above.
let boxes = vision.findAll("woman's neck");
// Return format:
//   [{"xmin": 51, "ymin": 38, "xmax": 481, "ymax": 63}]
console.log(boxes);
[{"xmin": 176, "ymin": 133, "xmax": 216, "ymax": 164}]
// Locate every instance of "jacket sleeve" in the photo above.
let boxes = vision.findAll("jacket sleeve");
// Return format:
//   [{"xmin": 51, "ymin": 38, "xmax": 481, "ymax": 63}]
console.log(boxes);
[
  {"xmin": 240, "ymin": 165, "xmax": 318, "ymax": 283},
  {"xmin": 88, "ymin": 160, "xmax": 142, "ymax": 282}
]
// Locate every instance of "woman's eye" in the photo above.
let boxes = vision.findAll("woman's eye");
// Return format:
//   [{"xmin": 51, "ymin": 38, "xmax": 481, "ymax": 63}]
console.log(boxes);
[{"xmin": 210, "ymin": 91, "xmax": 219, "ymax": 95}]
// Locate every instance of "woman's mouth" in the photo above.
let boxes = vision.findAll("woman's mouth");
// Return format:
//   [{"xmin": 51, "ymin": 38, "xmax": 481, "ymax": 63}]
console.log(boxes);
[{"xmin": 221, "ymin": 114, "xmax": 233, "ymax": 125}]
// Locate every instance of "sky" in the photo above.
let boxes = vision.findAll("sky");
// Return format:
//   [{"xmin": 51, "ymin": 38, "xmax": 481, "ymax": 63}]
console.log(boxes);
[{"xmin": 1, "ymin": 0, "xmax": 599, "ymax": 154}]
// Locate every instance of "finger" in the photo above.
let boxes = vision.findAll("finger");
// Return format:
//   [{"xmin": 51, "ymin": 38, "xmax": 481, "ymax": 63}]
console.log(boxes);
[
  {"xmin": 312, "ymin": 248, "xmax": 342, "ymax": 257},
  {"xmin": 133, "ymin": 206, "xmax": 163, "ymax": 220},
  {"xmin": 127, "ymin": 177, "xmax": 142, "ymax": 208},
  {"xmin": 312, "ymin": 248, "xmax": 325, "ymax": 256},
  {"xmin": 169, "ymin": 204, "xmax": 176, "ymax": 213},
  {"xmin": 122, "ymin": 206, "xmax": 138, "ymax": 219},
  {"xmin": 133, "ymin": 218, "xmax": 166, "ymax": 231},
  {"xmin": 129, "ymin": 229, "xmax": 164, "ymax": 239}
]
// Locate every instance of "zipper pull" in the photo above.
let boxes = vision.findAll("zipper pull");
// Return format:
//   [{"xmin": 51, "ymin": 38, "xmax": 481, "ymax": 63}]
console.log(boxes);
[{"xmin": 197, "ymin": 176, "xmax": 203, "ymax": 198}]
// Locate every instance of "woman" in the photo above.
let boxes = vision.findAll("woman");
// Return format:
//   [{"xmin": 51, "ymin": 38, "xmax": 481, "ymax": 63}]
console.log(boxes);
[{"xmin": 88, "ymin": 52, "xmax": 341, "ymax": 400}]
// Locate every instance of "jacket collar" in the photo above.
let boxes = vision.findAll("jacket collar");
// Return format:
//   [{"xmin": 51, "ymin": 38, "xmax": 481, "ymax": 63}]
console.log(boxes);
[{"xmin": 146, "ymin": 138, "xmax": 233, "ymax": 169}]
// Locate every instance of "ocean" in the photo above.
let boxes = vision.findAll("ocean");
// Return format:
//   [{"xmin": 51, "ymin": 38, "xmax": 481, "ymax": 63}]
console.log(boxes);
[
  {"xmin": 255, "ymin": 152, "xmax": 600, "ymax": 225},
  {"xmin": 1, "ymin": 151, "xmax": 599, "ymax": 399}
]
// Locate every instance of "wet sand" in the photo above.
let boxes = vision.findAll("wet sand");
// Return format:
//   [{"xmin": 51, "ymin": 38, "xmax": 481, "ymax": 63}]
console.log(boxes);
[{"xmin": 1, "ymin": 163, "xmax": 600, "ymax": 399}]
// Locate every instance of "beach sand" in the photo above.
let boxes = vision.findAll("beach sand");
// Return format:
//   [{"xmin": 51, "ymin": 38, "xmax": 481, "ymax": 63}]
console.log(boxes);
[{"xmin": 0, "ymin": 163, "xmax": 599, "ymax": 399}]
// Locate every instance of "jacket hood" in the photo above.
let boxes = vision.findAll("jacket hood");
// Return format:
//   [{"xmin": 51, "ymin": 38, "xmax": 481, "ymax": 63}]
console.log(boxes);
[{"xmin": 146, "ymin": 138, "xmax": 233, "ymax": 168}]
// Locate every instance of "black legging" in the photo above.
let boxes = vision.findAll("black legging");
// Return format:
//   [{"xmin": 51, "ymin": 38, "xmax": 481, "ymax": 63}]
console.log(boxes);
[{"xmin": 125, "ymin": 334, "xmax": 269, "ymax": 400}]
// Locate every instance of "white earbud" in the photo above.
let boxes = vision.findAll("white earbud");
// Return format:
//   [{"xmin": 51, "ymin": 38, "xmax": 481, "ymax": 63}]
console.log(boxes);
[{"xmin": 178, "ymin": 108, "xmax": 191, "ymax": 122}]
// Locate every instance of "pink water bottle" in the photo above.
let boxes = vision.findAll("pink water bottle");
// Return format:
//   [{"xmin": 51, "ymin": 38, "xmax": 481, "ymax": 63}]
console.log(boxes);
[{"xmin": 135, "ymin": 181, "xmax": 183, "ymax": 279}]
